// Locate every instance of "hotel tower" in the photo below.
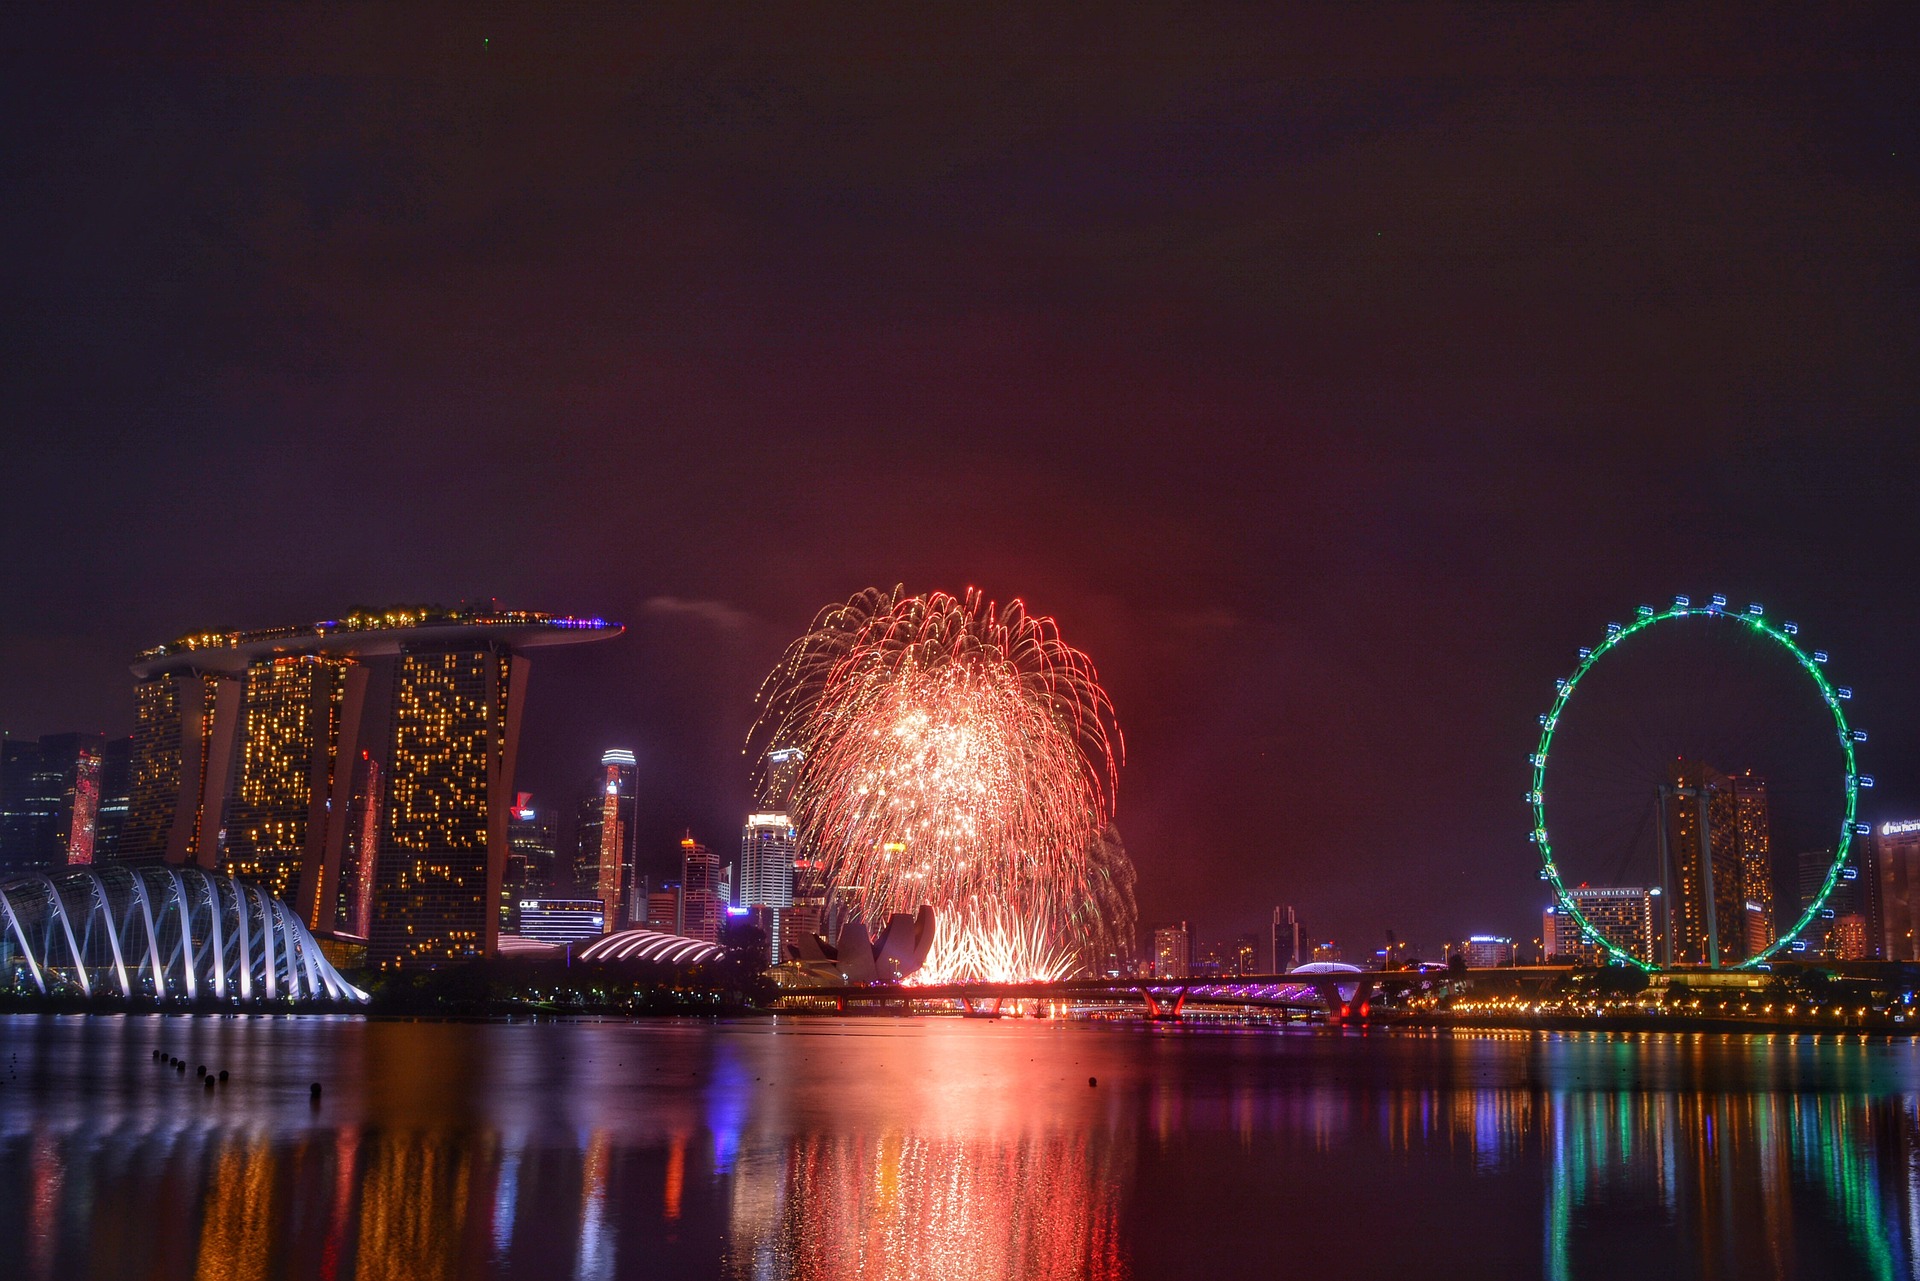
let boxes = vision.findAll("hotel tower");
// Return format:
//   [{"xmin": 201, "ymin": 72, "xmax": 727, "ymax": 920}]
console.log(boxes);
[{"xmin": 118, "ymin": 606, "xmax": 620, "ymax": 966}]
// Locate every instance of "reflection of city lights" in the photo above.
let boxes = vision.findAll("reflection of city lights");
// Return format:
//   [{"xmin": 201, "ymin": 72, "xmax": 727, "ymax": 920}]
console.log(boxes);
[
  {"xmin": 664, "ymin": 1133, "xmax": 686, "ymax": 1222},
  {"xmin": 5, "ymin": 1028, "xmax": 1919, "ymax": 1277}
]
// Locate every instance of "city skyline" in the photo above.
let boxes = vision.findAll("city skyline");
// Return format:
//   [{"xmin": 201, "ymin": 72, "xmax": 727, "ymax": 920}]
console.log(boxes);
[
  {"xmin": 5, "ymin": 11, "xmax": 1918, "ymax": 1280},
  {"xmin": 2, "ymin": 8, "xmax": 1916, "ymax": 957},
  {"xmin": 11, "ymin": 655, "xmax": 1920, "ymax": 963}
]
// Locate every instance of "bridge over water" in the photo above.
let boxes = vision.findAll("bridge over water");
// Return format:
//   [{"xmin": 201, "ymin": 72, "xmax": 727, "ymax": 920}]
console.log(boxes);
[{"xmin": 774, "ymin": 966, "xmax": 1576, "ymax": 1020}]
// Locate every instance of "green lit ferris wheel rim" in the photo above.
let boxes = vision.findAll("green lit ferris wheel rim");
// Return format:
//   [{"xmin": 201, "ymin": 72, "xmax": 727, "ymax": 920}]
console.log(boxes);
[{"xmin": 1530, "ymin": 599, "xmax": 1862, "ymax": 971}]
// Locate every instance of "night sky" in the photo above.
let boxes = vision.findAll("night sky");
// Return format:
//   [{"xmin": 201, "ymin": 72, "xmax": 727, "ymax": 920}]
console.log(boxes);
[{"xmin": 3, "ymin": 8, "xmax": 1916, "ymax": 957}]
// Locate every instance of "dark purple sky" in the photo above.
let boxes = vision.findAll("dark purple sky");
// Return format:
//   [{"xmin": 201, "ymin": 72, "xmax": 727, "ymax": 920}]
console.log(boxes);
[{"xmin": 3, "ymin": 7, "xmax": 1916, "ymax": 956}]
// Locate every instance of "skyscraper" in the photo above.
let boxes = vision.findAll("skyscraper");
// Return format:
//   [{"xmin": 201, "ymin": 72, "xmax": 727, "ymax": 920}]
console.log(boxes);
[
  {"xmin": 1732, "ymin": 772, "xmax": 1774, "ymax": 952},
  {"xmin": 1876, "ymin": 819, "xmax": 1920, "ymax": 961},
  {"xmin": 224, "ymin": 655, "xmax": 357, "ymax": 907},
  {"xmin": 372, "ymin": 645, "xmax": 520, "ymax": 967},
  {"xmin": 589, "ymin": 750, "xmax": 639, "ymax": 931},
  {"xmin": 119, "ymin": 670, "xmax": 243, "ymax": 867},
  {"xmin": 93, "ymin": 738, "xmax": 131, "ymax": 862},
  {"xmin": 0, "ymin": 733, "xmax": 108, "ymax": 873},
  {"xmin": 1152, "ymin": 922, "xmax": 1191, "ymax": 978},
  {"xmin": 680, "ymin": 833, "xmax": 723, "ymax": 944},
  {"xmin": 120, "ymin": 607, "xmax": 620, "ymax": 965},
  {"xmin": 760, "ymin": 746, "xmax": 804, "ymax": 810},
  {"xmin": 646, "ymin": 880, "xmax": 683, "ymax": 933},
  {"xmin": 739, "ymin": 813, "xmax": 795, "ymax": 908},
  {"xmin": 0, "ymin": 739, "xmax": 42, "ymax": 874},
  {"xmin": 503, "ymin": 790, "xmax": 558, "ymax": 930},
  {"xmin": 1271, "ymin": 905, "xmax": 1302, "ymax": 973},
  {"xmin": 1660, "ymin": 761, "xmax": 1772, "ymax": 966},
  {"xmin": 1547, "ymin": 886, "xmax": 1656, "ymax": 964},
  {"xmin": 739, "ymin": 812, "xmax": 796, "ymax": 964},
  {"xmin": 1794, "ymin": 845, "xmax": 1879, "ymax": 957}
]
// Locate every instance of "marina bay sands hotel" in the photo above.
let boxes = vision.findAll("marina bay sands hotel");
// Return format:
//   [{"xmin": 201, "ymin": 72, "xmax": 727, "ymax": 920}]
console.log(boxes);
[{"xmin": 119, "ymin": 606, "xmax": 620, "ymax": 967}]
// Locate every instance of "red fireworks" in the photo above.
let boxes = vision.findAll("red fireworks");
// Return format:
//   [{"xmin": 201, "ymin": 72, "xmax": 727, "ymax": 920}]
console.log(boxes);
[{"xmin": 751, "ymin": 587, "xmax": 1132, "ymax": 981}]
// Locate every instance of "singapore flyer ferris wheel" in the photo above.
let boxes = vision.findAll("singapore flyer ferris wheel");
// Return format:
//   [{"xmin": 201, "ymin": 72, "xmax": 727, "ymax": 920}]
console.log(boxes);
[{"xmin": 1531, "ymin": 595, "xmax": 1867, "ymax": 971}]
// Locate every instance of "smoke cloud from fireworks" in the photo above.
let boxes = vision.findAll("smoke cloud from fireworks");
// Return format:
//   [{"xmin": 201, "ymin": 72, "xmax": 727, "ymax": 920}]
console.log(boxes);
[{"xmin": 751, "ymin": 587, "xmax": 1134, "ymax": 981}]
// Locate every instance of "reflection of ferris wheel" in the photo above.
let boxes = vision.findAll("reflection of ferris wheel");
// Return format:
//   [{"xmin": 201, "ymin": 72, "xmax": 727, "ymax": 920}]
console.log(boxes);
[{"xmin": 1531, "ymin": 595, "xmax": 1866, "ymax": 971}]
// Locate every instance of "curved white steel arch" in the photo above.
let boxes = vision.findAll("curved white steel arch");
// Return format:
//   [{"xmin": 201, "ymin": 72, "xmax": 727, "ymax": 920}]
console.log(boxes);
[
  {"xmin": 576, "ymin": 929, "xmax": 728, "ymax": 967},
  {"xmin": 0, "ymin": 866, "xmax": 367, "ymax": 1005},
  {"xmin": 126, "ymin": 871, "xmax": 167, "ymax": 996},
  {"xmin": 0, "ymin": 885, "xmax": 44, "ymax": 994}
]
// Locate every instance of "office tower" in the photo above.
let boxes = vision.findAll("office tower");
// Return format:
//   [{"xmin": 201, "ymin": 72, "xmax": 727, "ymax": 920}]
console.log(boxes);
[
  {"xmin": 1152, "ymin": 922, "xmax": 1191, "ymax": 978},
  {"xmin": 1851, "ymin": 832, "xmax": 1886, "ymax": 956},
  {"xmin": 93, "ymin": 738, "xmax": 131, "ymax": 861},
  {"xmin": 1796, "ymin": 848, "xmax": 1837, "ymax": 954},
  {"xmin": 1794, "ymin": 844, "xmax": 1881, "ymax": 958},
  {"xmin": 572, "ymin": 792, "xmax": 605, "ymax": 895},
  {"xmin": 224, "ymin": 655, "xmax": 357, "ymax": 909},
  {"xmin": 514, "ymin": 897, "xmax": 606, "ymax": 945},
  {"xmin": 0, "ymin": 739, "xmax": 40, "ymax": 874},
  {"xmin": 646, "ymin": 880, "xmax": 683, "ymax": 933},
  {"xmin": 1461, "ymin": 936, "xmax": 1514, "ymax": 968},
  {"xmin": 1876, "ymin": 819, "xmax": 1920, "ymax": 961},
  {"xmin": 680, "ymin": 834, "xmax": 723, "ymax": 943},
  {"xmin": 763, "ymin": 746, "xmax": 826, "ymax": 941},
  {"xmin": 740, "ymin": 813, "xmax": 796, "ymax": 963},
  {"xmin": 1742, "ymin": 901, "xmax": 1771, "ymax": 957},
  {"xmin": 586, "ymin": 750, "xmax": 639, "ymax": 932},
  {"xmin": 790, "ymin": 850, "xmax": 829, "ymax": 941},
  {"xmin": 0, "ymin": 733, "xmax": 108, "ymax": 873},
  {"xmin": 760, "ymin": 746, "xmax": 804, "ymax": 809},
  {"xmin": 733, "ymin": 902, "xmax": 785, "ymax": 967},
  {"xmin": 1732, "ymin": 772, "xmax": 1774, "ymax": 951},
  {"xmin": 1550, "ymin": 887, "xmax": 1656, "ymax": 964},
  {"xmin": 1271, "ymin": 905, "xmax": 1302, "ymax": 973},
  {"xmin": 739, "ymin": 813, "xmax": 795, "ymax": 908},
  {"xmin": 502, "ymin": 790, "xmax": 558, "ymax": 931},
  {"xmin": 1542, "ymin": 904, "xmax": 1567, "ymax": 961},
  {"xmin": 46, "ymin": 733, "xmax": 106, "ymax": 866},
  {"xmin": 1311, "ymin": 940, "xmax": 1341, "ymax": 964},
  {"xmin": 1660, "ymin": 761, "xmax": 1772, "ymax": 966},
  {"xmin": 1232, "ymin": 934, "xmax": 1259, "ymax": 976},
  {"xmin": 119, "ymin": 607, "xmax": 619, "ymax": 965}
]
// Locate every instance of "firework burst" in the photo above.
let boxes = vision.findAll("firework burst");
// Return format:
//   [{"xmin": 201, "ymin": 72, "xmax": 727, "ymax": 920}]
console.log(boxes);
[{"xmin": 751, "ymin": 587, "xmax": 1133, "ymax": 982}]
